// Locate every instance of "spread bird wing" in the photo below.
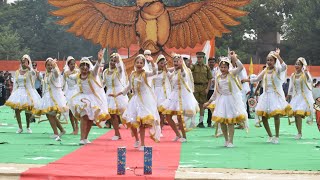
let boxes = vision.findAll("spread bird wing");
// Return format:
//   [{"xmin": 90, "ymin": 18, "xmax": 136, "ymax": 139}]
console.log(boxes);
[
  {"xmin": 48, "ymin": 0, "xmax": 139, "ymax": 48},
  {"xmin": 166, "ymin": 0, "xmax": 250, "ymax": 49}
]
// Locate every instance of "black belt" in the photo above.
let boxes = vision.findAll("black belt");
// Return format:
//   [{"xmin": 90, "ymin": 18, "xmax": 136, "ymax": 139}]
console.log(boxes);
[{"xmin": 194, "ymin": 83, "xmax": 207, "ymax": 85}]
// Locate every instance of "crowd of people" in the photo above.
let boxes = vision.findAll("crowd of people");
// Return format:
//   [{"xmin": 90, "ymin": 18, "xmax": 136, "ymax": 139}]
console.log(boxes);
[
  {"xmin": 1, "ymin": 48, "xmax": 320, "ymax": 149},
  {"xmin": 0, "ymin": 71, "xmax": 13, "ymax": 105}
]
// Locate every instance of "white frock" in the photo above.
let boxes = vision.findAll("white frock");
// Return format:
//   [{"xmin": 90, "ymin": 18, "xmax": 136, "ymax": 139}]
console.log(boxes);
[
  {"xmin": 152, "ymin": 71, "xmax": 171, "ymax": 109},
  {"xmin": 160, "ymin": 70, "xmax": 199, "ymax": 117},
  {"xmin": 69, "ymin": 71, "xmax": 110, "ymax": 127},
  {"xmin": 103, "ymin": 68, "xmax": 129, "ymax": 115},
  {"xmin": 64, "ymin": 70, "xmax": 80, "ymax": 101},
  {"xmin": 288, "ymin": 72, "xmax": 314, "ymax": 117},
  {"xmin": 122, "ymin": 70, "xmax": 161, "ymax": 142},
  {"xmin": 36, "ymin": 71, "xmax": 68, "ymax": 115},
  {"xmin": 250, "ymin": 63, "xmax": 291, "ymax": 118},
  {"xmin": 209, "ymin": 60, "xmax": 247, "ymax": 124},
  {"xmin": 5, "ymin": 70, "xmax": 41, "ymax": 113}
]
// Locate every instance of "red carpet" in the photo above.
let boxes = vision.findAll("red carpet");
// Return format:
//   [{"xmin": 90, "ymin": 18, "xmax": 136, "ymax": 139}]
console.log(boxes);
[{"xmin": 20, "ymin": 126, "xmax": 181, "ymax": 180}]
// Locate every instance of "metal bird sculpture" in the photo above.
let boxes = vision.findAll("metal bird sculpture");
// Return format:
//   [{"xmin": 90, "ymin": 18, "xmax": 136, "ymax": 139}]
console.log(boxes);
[{"xmin": 48, "ymin": 0, "xmax": 250, "ymax": 55}]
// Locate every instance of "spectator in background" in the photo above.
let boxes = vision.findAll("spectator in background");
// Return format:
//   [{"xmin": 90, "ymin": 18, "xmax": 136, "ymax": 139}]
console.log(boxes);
[
  {"xmin": 206, "ymin": 57, "xmax": 217, "ymax": 127},
  {"xmin": 32, "ymin": 62, "xmax": 43, "ymax": 97},
  {"xmin": 313, "ymin": 79, "xmax": 317, "ymax": 87},
  {"xmin": 4, "ymin": 72, "xmax": 13, "ymax": 100},
  {"xmin": 283, "ymin": 78, "xmax": 290, "ymax": 101},
  {"xmin": 0, "ymin": 71, "xmax": 5, "ymax": 106}
]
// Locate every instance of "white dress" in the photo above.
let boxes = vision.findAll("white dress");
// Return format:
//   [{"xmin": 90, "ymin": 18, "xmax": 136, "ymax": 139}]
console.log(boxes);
[
  {"xmin": 69, "ymin": 66, "xmax": 110, "ymax": 127},
  {"xmin": 288, "ymin": 72, "xmax": 314, "ymax": 117},
  {"xmin": 122, "ymin": 69, "xmax": 161, "ymax": 142},
  {"xmin": 103, "ymin": 68, "xmax": 129, "ymax": 115},
  {"xmin": 250, "ymin": 63, "xmax": 291, "ymax": 118},
  {"xmin": 209, "ymin": 60, "xmax": 247, "ymax": 124},
  {"xmin": 64, "ymin": 70, "xmax": 80, "ymax": 101},
  {"xmin": 238, "ymin": 68, "xmax": 250, "ymax": 106},
  {"xmin": 160, "ymin": 70, "xmax": 199, "ymax": 117},
  {"xmin": 5, "ymin": 70, "xmax": 41, "ymax": 113},
  {"xmin": 152, "ymin": 71, "xmax": 171, "ymax": 109},
  {"xmin": 36, "ymin": 71, "xmax": 68, "ymax": 116}
]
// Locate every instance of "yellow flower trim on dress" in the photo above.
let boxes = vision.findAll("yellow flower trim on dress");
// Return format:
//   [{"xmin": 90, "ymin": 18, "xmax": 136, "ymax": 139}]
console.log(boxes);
[
  {"xmin": 73, "ymin": 104, "xmax": 111, "ymax": 126},
  {"xmin": 122, "ymin": 115, "xmax": 159, "ymax": 143},
  {"xmin": 158, "ymin": 105, "xmax": 167, "ymax": 113},
  {"xmin": 122, "ymin": 115, "xmax": 155, "ymax": 129},
  {"xmin": 160, "ymin": 108, "xmax": 197, "ymax": 117},
  {"xmin": 95, "ymin": 113, "xmax": 111, "ymax": 128},
  {"xmin": 5, "ymin": 101, "xmax": 34, "ymax": 112},
  {"xmin": 108, "ymin": 108, "xmax": 125, "ymax": 115},
  {"xmin": 207, "ymin": 104, "xmax": 215, "ymax": 111},
  {"xmin": 256, "ymin": 105, "xmax": 292, "ymax": 118},
  {"xmin": 289, "ymin": 110, "xmax": 311, "ymax": 118},
  {"xmin": 212, "ymin": 114, "xmax": 246, "ymax": 124},
  {"xmin": 33, "ymin": 105, "xmax": 69, "ymax": 116}
]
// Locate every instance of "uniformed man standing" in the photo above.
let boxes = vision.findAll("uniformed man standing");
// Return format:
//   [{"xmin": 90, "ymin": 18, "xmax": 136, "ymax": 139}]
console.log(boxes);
[
  {"xmin": 207, "ymin": 57, "xmax": 217, "ymax": 127},
  {"xmin": 190, "ymin": 52, "xmax": 212, "ymax": 128}
]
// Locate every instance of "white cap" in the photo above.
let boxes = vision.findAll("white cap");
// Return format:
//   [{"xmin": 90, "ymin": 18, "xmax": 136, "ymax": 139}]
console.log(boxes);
[
  {"xmin": 144, "ymin": 50, "xmax": 151, "ymax": 55},
  {"xmin": 67, "ymin": 56, "xmax": 75, "ymax": 62},
  {"xmin": 156, "ymin": 54, "xmax": 166, "ymax": 63},
  {"xmin": 297, "ymin": 57, "xmax": 307, "ymax": 67},
  {"xmin": 22, "ymin": 54, "xmax": 31, "ymax": 61}
]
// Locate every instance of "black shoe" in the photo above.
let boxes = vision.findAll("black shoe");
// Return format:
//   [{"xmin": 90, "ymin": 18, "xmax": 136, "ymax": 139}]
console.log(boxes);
[
  {"xmin": 105, "ymin": 121, "xmax": 112, "ymax": 128},
  {"xmin": 197, "ymin": 123, "xmax": 205, "ymax": 128},
  {"xmin": 207, "ymin": 124, "xmax": 212, "ymax": 127}
]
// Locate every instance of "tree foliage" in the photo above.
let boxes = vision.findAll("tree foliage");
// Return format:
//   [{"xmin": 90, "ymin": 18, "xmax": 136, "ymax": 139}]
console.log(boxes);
[
  {"xmin": 285, "ymin": 0, "xmax": 320, "ymax": 65},
  {"xmin": 0, "ymin": 25, "xmax": 30, "ymax": 59},
  {"xmin": 0, "ymin": 0, "xmax": 100, "ymax": 60}
]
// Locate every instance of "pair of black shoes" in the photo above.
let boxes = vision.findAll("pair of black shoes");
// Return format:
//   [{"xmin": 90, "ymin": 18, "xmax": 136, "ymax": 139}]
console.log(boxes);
[{"xmin": 197, "ymin": 123, "xmax": 211, "ymax": 128}]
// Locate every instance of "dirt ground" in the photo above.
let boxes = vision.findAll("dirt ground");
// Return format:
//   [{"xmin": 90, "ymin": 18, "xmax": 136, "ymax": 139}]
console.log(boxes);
[{"xmin": 1, "ymin": 163, "xmax": 320, "ymax": 180}]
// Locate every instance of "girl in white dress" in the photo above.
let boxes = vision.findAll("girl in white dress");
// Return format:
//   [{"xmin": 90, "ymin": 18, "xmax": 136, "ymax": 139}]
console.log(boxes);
[
  {"xmin": 288, "ymin": 57, "xmax": 314, "ymax": 139},
  {"xmin": 69, "ymin": 50, "xmax": 111, "ymax": 145},
  {"xmin": 103, "ymin": 53, "xmax": 129, "ymax": 140},
  {"xmin": 160, "ymin": 54, "xmax": 199, "ymax": 142},
  {"xmin": 243, "ymin": 49, "xmax": 291, "ymax": 144},
  {"xmin": 111, "ymin": 54, "xmax": 161, "ymax": 151},
  {"xmin": 63, "ymin": 56, "xmax": 80, "ymax": 135},
  {"xmin": 36, "ymin": 58, "xmax": 68, "ymax": 141},
  {"xmin": 70, "ymin": 51, "xmax": 111, "ymax": 144},
  {"xmin": 5, "ymin": 55, "xmax": 41, "ymax": 134},
  {"xmin": 153, "ymin": 54, "xmax": 171, "ymax": 129},
  {"xmin": 204, "ymin": 52, "xmax": 247, "ymax": 148}
]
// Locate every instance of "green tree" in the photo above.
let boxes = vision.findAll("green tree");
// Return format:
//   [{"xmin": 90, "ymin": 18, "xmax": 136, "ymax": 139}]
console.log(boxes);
[
  {"xmin": 215, "ymin": 0, "xmax": 295, "ymax": 64},
  {"xmin": 0, "ymin": 0, "xmax": 100, "ymax": 60},
  {"xmin": 285, "ymin": 0, "xmax": 320, "ymax": 65},
  {"xmin": 0, "ymin": 25, "xmax": 30, "ymax": 60}
]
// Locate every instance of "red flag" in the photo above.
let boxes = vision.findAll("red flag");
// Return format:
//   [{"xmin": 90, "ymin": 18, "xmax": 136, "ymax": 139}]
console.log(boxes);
[{"xmin": 209, "ymin": 39, "xmax": 215, "ymax": 58}]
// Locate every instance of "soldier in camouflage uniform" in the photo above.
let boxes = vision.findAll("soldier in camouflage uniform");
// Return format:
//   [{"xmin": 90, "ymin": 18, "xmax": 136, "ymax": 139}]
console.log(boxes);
[{"xmin": 190, "ymin": 52, "xmax": 212, "ymax": 128}]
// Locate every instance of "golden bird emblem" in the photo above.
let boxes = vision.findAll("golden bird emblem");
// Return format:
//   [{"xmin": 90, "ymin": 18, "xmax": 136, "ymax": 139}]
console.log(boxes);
[{"xmin": 48, "ymin": 0, "xmax": 250, "ymax": 55}]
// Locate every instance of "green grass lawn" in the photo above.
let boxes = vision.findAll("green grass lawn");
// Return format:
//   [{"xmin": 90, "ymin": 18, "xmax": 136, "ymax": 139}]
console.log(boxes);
[{"xmin": 0, "ymin": 106, "xmax": 110, "ymax": 164}]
